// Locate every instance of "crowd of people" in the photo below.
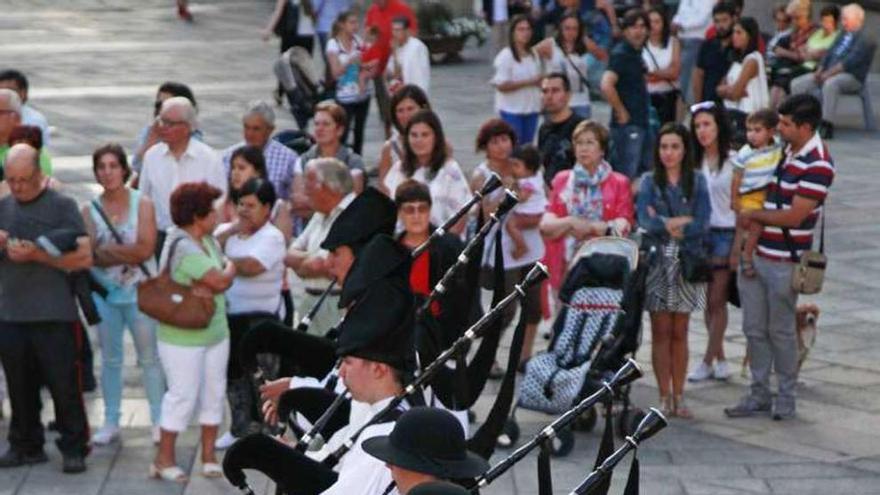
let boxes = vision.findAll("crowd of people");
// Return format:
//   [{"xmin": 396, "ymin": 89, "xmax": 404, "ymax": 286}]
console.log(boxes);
[{"xmin": 0, "ymin": 0, "xmax": 857, "ymax": 492}]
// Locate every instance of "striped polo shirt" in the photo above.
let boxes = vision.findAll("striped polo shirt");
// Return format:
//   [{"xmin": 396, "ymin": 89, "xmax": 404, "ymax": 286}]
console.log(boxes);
[{"xmin": 757, "ymin": 133, "xmax": 834, "ymax": 261}]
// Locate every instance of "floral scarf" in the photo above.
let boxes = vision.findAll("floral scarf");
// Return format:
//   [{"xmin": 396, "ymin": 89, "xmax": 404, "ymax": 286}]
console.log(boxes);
[{"xmin": 564, "ymin": 161, "xmax": 611, "ymax": 221}]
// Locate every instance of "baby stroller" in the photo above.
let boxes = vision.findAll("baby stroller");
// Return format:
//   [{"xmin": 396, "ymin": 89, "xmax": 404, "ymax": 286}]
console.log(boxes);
[
  {"xmin": 273, "ymin": 46, "xmax": 331, "ymax": 130},
  {"xmin": 507, "ymin": 237, "xmax": 647, "ymax": 457}
]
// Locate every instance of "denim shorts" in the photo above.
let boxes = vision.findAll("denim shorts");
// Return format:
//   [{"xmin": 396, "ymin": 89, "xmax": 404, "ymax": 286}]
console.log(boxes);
[{"xmin": 708, "ymin": 228, "xmax": 735, "ymax": 259}]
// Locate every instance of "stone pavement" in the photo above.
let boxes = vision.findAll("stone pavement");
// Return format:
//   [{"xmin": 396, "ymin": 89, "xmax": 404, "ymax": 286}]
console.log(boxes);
[{"xmin": 1, "ymin": 1, "xmax": 880, "ymax": 494}]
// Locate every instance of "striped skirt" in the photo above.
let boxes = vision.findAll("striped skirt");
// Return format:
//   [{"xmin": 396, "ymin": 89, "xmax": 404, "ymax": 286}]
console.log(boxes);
[{"xmin": 645, "ymin": 241, "xmax": 707, "ymax": 313}]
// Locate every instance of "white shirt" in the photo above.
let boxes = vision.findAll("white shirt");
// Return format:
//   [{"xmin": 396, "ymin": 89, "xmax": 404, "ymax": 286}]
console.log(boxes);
[
  {"xmin": 491, "ymin": 47, "xmax": 543, "ymax": 114},
  {"xmin": 702, "ymin": 155, "xmax": 736, "ymax": 229},
  {"xmin": 291, "ymin": 192, "xmax": 356, "ymax": 290},
  {"xmin": 475, "ymin": 164, "xmax": 547, "ymax": 269},
  {"xmin": 549, "ymin": 43, "xmax": 590, "ymax": 109},
  {"xmin": 387, "ymin": 36, "xmax": 431, "ymax": 95},
  {"xmin": 383, "ymin": 159, "xmax": 471, "ymax": 229},
  {"xmin": 672, "ymin": 0, "xmax": 714, "ymax": 40},
  {"xmin": 21, "ymin": 104, "xmax": 50, "ymax": 149},
  {"xmin": 140, "ymin": 139, "xmax": 228, "ymax": 231},
  {"xmin": 316, "ymin": 396, "xmax": 404, "ymax": 495},
  {"xmin": 642, "ymin": 39, "xmax": 680, "ymax": 94},
  {"xmin": 723, "ymin": 52, "xmax": 769, "ymax": 114},
  {"xmin": 223, "ymin": 222, "xmax": 286, "ymax": 315}
]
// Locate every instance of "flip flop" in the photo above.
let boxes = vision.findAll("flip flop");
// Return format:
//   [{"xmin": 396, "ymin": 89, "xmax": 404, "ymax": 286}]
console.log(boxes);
[
  {"xmin": 202, "ymin": 462, "xmax": 223, "ymax": 478},
  {"xmin": 149, "ymin": 463, "xmax": 188, "ymax": 483}
]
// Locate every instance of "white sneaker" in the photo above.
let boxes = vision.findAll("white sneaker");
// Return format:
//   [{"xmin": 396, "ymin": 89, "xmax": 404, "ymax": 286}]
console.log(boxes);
[
  {"xmin": 151, "ymin": 425, "xmax": 161, "ymax": 445},
  {"xmin": 215, "ymin": 431, "xmax": 237, "ymax": 450},
  {"xmin": 91, "ymin": 425, "xmax": 120, "ymax": 445},
  {"xmin": 713, "ymin": 360, "xmax": 731, "ymax": 381},
  {"xmin": 687, "ymin": 361, "xmax": 714, "ymax": 382}
]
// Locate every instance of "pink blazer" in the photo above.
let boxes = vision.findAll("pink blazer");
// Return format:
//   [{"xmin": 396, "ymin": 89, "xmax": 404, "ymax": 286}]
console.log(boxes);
[{"xmin": 543, "ymin": 169, "xmax": 634, "ymax": 289}]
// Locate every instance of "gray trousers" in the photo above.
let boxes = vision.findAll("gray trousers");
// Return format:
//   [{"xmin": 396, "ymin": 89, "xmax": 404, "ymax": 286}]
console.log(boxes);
[
  {"xmin": 790, "ymin": 72, "xmax": 863, "ymax": 120},
  {"xmin": 678, "ymin": 37, "xmax": 703, "ymax": 105},
  {"xmin": 738, "ymin": 256, "xmax": 799, "ymax": 406},
  {"xmin": 299, "ymin": 291, "xmax": 342, "ymax": 337}
]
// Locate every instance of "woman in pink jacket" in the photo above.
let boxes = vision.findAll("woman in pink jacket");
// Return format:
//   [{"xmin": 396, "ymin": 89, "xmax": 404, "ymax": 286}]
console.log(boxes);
[{"xmin": 540, "ymin": 120, "xmax": 634, "ymax": 293}]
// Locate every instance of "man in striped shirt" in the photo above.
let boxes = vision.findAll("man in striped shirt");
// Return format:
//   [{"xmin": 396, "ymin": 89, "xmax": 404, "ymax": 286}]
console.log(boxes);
[{"xmin": 725, "ymin": 94, "xmax": 834, "ymax": 421}]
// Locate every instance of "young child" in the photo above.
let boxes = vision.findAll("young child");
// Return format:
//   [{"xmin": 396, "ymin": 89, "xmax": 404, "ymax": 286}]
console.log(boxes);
[
  {"xmin": 730, "ymin": 109, "xmax": 783, "ymax": 277},
  {"xmin": 358, "ymin": 26, "xmax": 382, "ymax": 93},
  {"xmin": 506, "ymin": 145, "xmax": 547, "ymax": 260}
]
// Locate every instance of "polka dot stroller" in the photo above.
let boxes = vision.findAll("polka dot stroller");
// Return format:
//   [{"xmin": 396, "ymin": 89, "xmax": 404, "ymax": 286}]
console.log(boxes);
[{"xmin": 504, "ymin": 237, "xmax": 647, "ymax": 457}]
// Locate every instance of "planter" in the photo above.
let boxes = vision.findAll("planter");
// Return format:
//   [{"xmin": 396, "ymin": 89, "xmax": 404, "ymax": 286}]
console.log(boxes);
[{"xmin": 420, "ymin": 35, "xmax": 467, "ymax": 64}]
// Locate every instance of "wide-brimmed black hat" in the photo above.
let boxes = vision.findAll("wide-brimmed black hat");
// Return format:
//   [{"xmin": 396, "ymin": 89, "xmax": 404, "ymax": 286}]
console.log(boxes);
[
  {"xmin": 321, "ymin": 187, "xmax": 397, "ymax": 254},
  {"xmin": 339, "ymin": 234, "xmax": 412, "ymax": 308},
  {"xmin": 362, "ymin": 407, "xmax": 489, "ymax": 479},
  {"xmin": 335, "ymin": 277, "xmax": 416, "ymax": 371},
  {"xmin": 408, "ymin": 482, "xmax": 471, "ymax": 495}
]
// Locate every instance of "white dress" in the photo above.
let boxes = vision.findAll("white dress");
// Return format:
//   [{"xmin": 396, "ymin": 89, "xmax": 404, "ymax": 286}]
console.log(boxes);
[
  {"xmin": 383, "ymin": 159, "xmax": 472, "ymax": 228},
  {"xmin": 723, "ymin": 51, "xmax": 769, "ymax": 113}
]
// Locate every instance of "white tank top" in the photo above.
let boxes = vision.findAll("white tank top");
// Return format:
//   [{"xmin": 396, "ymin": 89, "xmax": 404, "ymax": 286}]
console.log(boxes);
[{"xmin": 642, "ymin": 40, "xmax": 679, "ymax": 94}]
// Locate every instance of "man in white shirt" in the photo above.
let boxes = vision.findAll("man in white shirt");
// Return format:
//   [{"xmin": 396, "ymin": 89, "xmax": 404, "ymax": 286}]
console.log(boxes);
[
  {"xmin": 0, "ymin": 69, "xmax": 51, "ymax": 149},
  {"xmin": 139, "ymin": 97, "xmax": 227, "ymax": 255},
  {"xmin": 284, "ymin": 158, "xmax": 355, "ymax": 336},
  {"xmin": 672, "ymin": 0, "xmax": 717, "ymax": 104},
  {"xmin": 222, "ymin": 100, "xmax": 298, "ymax": 202},
  {"xmin": 386, "ymin": 17, "xmax": 431, "ymax": 96},
  {"xmin": 223, "ymin": 279, "xmax": 416, "ymax": 495}
]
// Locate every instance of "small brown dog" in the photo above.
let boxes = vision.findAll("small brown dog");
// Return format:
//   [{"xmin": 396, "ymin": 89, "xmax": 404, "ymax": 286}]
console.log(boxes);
[{"xmin": 740, "ymin": 303, "xmax": 820, "ymax": 376}]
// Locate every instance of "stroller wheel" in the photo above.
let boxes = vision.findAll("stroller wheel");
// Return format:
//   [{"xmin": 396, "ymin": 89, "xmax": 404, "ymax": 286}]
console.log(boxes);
[
  {"xmin": 496, "ymin": 419, "xmax": 520, "ymax": 449},
  {"xmin": 618, "ymin": 408, "xmax": 646, "ymax": 438},
  {"xmin": 551, "ymin": 428, "xmax": 575, "ymax": 457},
  {"xmin": 571, "ymin": 406, "xmax": 597, "ymax": 432}
]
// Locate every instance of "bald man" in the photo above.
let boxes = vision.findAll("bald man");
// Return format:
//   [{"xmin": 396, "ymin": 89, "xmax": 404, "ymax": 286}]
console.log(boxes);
[{"xmin": 0, "ymin": 144, "xmax": 92, "ymax": 474}]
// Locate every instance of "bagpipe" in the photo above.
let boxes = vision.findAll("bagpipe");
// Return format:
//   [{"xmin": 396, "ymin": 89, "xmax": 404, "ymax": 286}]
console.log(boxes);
[
  {"xmin": 223, "ymin": 263, "xmax": 549, "ymax": 493},
  {"xmin": 231, "ymin": 174, "xmax": 511, "ymax": 446}
]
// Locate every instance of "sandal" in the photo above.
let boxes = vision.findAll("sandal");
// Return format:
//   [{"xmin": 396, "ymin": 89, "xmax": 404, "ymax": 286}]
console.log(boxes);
[
  {"xmin": 673, "ymin": 395, "xmax": 694, "ymax": 420},
  {"xmin": 149, "ymin": 463, "xmax": 188, "ymax": 483},
  {"xmin": 202, "ymin": 461, "xmax": 223, "ymax": 478},
  {"xmin": 659, "ymin": 395, "xmax": 674, "ymax": 417}
]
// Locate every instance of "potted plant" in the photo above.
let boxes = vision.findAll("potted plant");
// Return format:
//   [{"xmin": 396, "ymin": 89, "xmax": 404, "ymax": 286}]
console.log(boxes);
[{"xmin": 416, "ymin": 1, "xmax": 489, "ymax": 63}]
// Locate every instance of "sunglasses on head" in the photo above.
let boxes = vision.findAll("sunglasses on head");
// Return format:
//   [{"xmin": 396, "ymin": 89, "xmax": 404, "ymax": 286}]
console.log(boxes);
[{"xmin": 690, "ymin": 101, "xmax": 717, "ymax": 114}]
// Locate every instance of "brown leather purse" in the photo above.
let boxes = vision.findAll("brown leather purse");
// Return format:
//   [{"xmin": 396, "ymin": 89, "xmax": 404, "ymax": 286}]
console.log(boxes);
[{"xmin": 137, "ymin": 237, "xmax": 216, "ymax": 329}]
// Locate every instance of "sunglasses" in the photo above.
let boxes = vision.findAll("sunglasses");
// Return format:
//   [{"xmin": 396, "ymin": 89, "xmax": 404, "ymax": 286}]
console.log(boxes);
[{"xmin": 690, "ymin": 101, "xmax": 717, "ymax": 114}]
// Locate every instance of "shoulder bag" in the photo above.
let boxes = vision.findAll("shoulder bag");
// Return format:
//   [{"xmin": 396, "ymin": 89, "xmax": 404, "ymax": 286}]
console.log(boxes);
[
  {"xmin": 775, "ymin": 166, "xmax": 827, "ymax": 295},
  {"xmin": 137, "ymin": 236, "xmax": 216, "ymax": 329}
]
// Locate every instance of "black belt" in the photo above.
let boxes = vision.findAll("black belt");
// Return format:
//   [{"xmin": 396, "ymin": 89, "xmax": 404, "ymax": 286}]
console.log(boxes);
[{"xmin": 305, "ymin": 288, "xmax": 342, "ymax": 297}]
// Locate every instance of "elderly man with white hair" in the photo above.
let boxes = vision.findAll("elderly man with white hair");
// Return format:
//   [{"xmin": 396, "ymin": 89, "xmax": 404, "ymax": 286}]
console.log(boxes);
[
  {"xmin": 790, "ymin": 3, "xmax": 875, "ymax": 133},
  {"xmin": 140, "ymin": 96, "xmax": 227, "ymax": 255},
  {"xmin": 284, "ymin": 158, "xmax": 354, "ymax": 336},
  {"xmin": 222, "ymin": 100, "xmax": 298, "ymax": 202}
]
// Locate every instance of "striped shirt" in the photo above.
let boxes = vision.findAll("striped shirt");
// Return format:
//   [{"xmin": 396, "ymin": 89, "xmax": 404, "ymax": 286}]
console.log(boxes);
[
  {"xmin": 757, "ymin": 133, "xmax": 834, "ymax": 261},
  {"xmin": 732, "ymin": 142, "xmax": 783, "ymax": 194}
]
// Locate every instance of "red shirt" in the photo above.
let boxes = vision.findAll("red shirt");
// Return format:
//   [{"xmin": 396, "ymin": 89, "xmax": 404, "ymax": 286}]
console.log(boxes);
[
  {"xmin": 410, "ymin": 250, "xmax": 440, "ymax": 316},
  {"xmin": 364, "ymin": 0, "xmax": 419, "ymax": 71}
]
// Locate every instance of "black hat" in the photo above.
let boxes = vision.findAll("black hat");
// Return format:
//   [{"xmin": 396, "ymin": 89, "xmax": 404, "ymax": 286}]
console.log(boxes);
[
  {"xmin": 362, "ymin": 407, "xmax": 490, "ymax": 479},
  {"xmin": 408, "ymin": 482, "xmax": 471, "ymax": 495},
  {"xmin": 335, "ymin": 277, "xmax": 416, "ymax": 371},
  {"xmin": 339, "ymin": 234, "xmax": 412, "ymax": 308},
  {"xmin": 321, "ymin": 187, "xmax": 397, "ymax": 254}
]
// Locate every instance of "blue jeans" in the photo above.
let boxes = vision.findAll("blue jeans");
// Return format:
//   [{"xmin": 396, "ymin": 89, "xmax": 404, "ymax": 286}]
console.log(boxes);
[
  {"xmin": 500, "ymin": 110, "xmax": 540, "ymax": 144},
  {"xmin": 585, "ymin": 54, "xmax": 607, "ymax": 95},
  {"xmin": 678, "ymin": 38, "xmax": 703, "ymax": 104},
  {"xmin": 93, "ymin": 297, "xmax": 165, "ymax": 427},
  {"xmin": 610, "ymin": 124, "xmax": 653, "ymax": 179}
]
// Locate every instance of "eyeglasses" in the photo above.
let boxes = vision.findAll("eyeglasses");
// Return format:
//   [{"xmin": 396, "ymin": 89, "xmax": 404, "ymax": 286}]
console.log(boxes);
[
  {"xmin": 689, "ymin": 101, "xmax": 716, "ymax": 114},
  {"xmin": 399, "ymin": 203, "xmax": 430, "ymax": 215},
  {"xmin": 5, "ymin": 172, "xmax": 37, "ymax": 186},
  {"xmin": 155, "ymin": 116, "xmax": 189, "ymax": 127}
]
